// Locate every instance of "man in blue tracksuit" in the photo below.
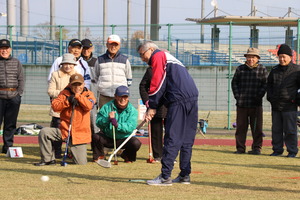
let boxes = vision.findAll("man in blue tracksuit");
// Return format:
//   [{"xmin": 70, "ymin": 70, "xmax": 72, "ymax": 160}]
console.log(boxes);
[{"xmin": 137, "ymin": 41, "xmax": 199, "ymax": 186}]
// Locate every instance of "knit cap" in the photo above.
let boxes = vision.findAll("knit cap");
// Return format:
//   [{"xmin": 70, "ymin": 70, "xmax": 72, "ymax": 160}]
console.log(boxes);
[{"xmin": 277, "ymin": 44, "xmax": 292, "ymax": 56}]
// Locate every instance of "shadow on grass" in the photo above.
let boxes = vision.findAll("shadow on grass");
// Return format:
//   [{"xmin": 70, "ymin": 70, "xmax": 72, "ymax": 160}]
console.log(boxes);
[
  {"xmin": 0, "ymin": 167, "xmax": 147, "ymax": 185},
  {"xmin": 191, "ymin": 180, "xmax": 300, "ymax": 193},
  {"xmin": 194, "ymin": 147, "xmax": 233, "ymax": 154},
  {"xmin": 193, "ymin": 159, "xmax": 300, "ymax": 173}
]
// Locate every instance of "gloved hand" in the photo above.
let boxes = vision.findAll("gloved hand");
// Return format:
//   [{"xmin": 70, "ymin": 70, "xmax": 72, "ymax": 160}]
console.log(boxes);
[
  {"xmin": 68, "ymin": 95, "xmax": 78, "ymax": 106},
  {"xmin": 110, "ymin": 118, "xmax": 118, "ymax": 128}
]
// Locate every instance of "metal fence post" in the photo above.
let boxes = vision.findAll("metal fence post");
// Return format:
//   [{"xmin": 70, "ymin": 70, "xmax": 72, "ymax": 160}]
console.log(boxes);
[
  {"xmin": 59, "ymin": 25, "xmax": 63, "ymax": 56},
  {"xmin": 111, "ymin": 25, "xmax": 116, "ymax": 34},
  {"xmin": 167, "ymin": 24, "xmax": 173, "ymax": 52},
  {"xmin": 227, "ymin": 21, "xmax": 233, "ymax": 130}
]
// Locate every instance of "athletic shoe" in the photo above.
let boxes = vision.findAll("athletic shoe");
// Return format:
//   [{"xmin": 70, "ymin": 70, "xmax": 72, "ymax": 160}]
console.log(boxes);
[
  {"xmin": 94, "ymin": 156, "xmax": 105, "ymax": 162},
  {"xmin": 270, "ymin": 152, "xmax": 282, "ymax": 156},
  {"xmin": 172, "ymin": 174, "xmax": 191, "ymax": 184},
  {"xmin": 147, "ymin": 174, "xmax": 172, "ymax": 186},
  {"xmin": 248, "ymin": 150, "xmax": 261, "ymax": 155}
]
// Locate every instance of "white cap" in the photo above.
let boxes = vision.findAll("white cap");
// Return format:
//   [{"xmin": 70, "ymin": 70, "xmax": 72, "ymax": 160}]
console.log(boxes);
[{"xmin": 107, "ymin": 35, "xmax": 121, "ymax": 44}]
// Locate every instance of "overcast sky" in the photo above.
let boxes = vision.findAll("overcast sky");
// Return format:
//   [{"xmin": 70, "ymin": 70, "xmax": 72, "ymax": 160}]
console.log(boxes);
[{"xmin": 0, "ymin": 0, "xmax": 299, "ymax": 26}]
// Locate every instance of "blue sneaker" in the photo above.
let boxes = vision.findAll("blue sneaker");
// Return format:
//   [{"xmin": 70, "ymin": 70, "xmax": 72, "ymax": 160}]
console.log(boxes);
[
  {"xmin": 147, "ymin": 174, "xmax": 172, "ymax": 186},
  {"xmin": 172, "ymin": 174, "xmax": 191, "ymax": 184}
]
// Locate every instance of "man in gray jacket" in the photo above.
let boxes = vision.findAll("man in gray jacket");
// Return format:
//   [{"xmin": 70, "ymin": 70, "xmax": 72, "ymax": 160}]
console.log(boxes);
[{"xmin": 0, "ymin": 39, "xmax": 24, "ymax": 154}]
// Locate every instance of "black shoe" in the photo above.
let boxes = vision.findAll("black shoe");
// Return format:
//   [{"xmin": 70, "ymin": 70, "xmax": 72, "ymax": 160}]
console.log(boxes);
[
  {"xmin": 2, "ymin": 146, "xmax": 8, "ymax": 154},
  {"xmin": 234, "ymin": 151, "xmax": 245, "ymax": 154},
  {"xmin": 34, "ymin": 160, "xmax": 56, "ymax": 166},
  {"xmin": 55, "ymin": 154, "xmax": 63, "ymax": 159},
  {"xmin": 286, "ymin": 153, "xmax": 297, "ymax": 158},
  {"xmin": 248, "ymin": 150, "xmax": 261, "ymax": 155},
  {"xmin": 270, "ymin": 152, "xmax": 282, "ymax": 156}
]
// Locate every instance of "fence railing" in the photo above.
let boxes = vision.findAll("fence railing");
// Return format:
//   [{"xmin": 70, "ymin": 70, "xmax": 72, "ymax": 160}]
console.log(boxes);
[{"xmin": 0, "ymin": 20, "xmax": 299, "ymax": 66}]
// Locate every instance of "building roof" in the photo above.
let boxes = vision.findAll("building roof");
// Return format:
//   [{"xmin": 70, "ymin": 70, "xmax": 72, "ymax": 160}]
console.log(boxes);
[{"xmin": 186, "ymin": 16, "xmax": 300, "ymax": 27}]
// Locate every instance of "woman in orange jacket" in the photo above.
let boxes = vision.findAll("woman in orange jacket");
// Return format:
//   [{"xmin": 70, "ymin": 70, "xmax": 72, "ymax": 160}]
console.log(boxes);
[{"xmin": 34, "ymin": 74, "xmax": 96, "ymax": 166}]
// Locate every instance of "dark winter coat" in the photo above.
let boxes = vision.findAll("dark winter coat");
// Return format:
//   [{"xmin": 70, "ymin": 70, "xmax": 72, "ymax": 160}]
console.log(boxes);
[
  {"xmin": 267, "ymin": 62, "xmax": 300, "ymax": 111},
  {"xmin": 0, "ymin": 56, "xmax": 24, "ymax": 99},
  {"xmin": 139, "ymin": 67, "xmax": 167, "ymax": 118}
]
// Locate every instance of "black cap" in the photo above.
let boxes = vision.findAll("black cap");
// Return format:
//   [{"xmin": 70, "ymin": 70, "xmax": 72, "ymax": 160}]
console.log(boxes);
[
  {"xmin": 68, "ymin": 39, "xmax": 82, "ymax": 47},
  {"xmin": 277, "ymin": 44, "xmax": 293, "ymax": 57},
  {"xmin": 81, "ymin": 39, "xmax": 93, "ymax": 48},
  {"xmin": 0, "ymin": 39, "xmax": 11, "ymax": 48}
]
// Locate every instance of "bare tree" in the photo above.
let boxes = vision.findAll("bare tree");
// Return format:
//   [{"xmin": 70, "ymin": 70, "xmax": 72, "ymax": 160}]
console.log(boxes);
[{"xmin": 33, "ymin": 22, "xmax": 70, "ymax": 40}]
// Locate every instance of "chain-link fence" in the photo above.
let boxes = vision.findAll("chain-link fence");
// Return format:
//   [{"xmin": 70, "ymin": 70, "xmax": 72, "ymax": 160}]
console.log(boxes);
[{"xmin": 0, "ymin": 20, "xmax": 299, "ymax": 129}]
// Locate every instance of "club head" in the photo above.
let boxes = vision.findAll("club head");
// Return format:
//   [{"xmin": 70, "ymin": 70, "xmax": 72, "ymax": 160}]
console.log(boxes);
[
  {"xmin": 60, "ymin": 161, "xmax": 68, "ymax": 167},
  {"xmin": 113, "ymin": 161, "xmax": 118, "ymax": 165},
  {"xmin": 96, "ymin": 159, "xmax": 111, "ymax": 168},
  {"xmin": 147, "ymin": 158, "xmax": 154, "ymax": 163}
]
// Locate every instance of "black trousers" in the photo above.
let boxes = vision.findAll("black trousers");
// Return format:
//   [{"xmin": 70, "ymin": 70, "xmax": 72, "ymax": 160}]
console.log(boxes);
[
  {"xmin": 0, "ymin": 95, "xmax": 21, "ymax": 153},
  {"xmin": 150, "ymin": 117, "xmax": 164, "ymax": 159},
  {"xmin": 271, "ymin": 110, "xmax": 298, "ymax": 155},
  {"xmin": 92, "ymin": 132, "xmax": 141, "ymax": 161},
  {"xmin": 235, "ymin": 106, "xmax": 263, "ymax": 152}
]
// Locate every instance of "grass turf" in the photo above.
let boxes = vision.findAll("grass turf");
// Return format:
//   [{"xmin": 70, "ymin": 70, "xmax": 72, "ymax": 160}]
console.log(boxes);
[{"xmin": 1, "ymin": 144, "xmax": 300, "ymax": 200}]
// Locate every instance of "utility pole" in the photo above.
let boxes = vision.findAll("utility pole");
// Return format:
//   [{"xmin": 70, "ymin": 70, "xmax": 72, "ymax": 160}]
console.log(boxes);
[
  {"xmin": 78, "ymin": 0, "xmax": 83, "ymax": 40},
  {"xmin": 50, "ymin": 0, "xmax": 55, "ymax": 40},
  {"xmin": 200, "ymin": 0, "xmax": 205, "ymax": 43},
  {"xmin": 144, "ymin": 0, "xmax": 148, "ymax": 41},
  {"xmin": 251, "ymin": 0, "xmax": 255, "ymax": 16},
  {"xmin": 150, "ymin": 0, "xmax": 159, "ymax": 41},
  {"xmin": 7, "ymin": 0, "xmax": 16, "ymax": 36},
  {"xmin": 20, "ymin": 0, "xmax": 29, "ymax": 36},
  {"xmin": 103, "ymin": 0, "xmax": 107, "ymax": 45},
  {"xmin": 127, "ymin": 0, "xmax": 131, "ymax": 56}
]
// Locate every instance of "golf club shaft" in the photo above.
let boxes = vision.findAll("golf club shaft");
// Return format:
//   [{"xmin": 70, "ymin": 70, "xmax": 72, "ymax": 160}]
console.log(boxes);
[
  {"xmin": 107, "ymin": 120, "xmax": 146, "ymax": 163},
  {"xmin": 148, "ymin": 121, "xmax": 153, "ymax": 161},
  {"xmin": 112, "ymin": 125, "xmax": 118, "ymax": 164},
  {"xmin": 61, "ymin": 103, "xmax": 76, "ymax": 165}
]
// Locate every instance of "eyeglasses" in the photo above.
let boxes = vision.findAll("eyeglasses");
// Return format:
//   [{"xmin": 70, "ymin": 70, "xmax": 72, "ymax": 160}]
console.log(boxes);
[{"xmin": 139, "ymin": 48, "xmax": 150, "ymax": 57}]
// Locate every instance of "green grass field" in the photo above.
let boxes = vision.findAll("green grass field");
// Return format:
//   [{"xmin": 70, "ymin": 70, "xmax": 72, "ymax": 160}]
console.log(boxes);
[
  {"xmin": 1, "ymin": 144, "xmax": 300, "ymax": 200},
  {"xmin": 2, "ymin": 104, "xmax": 298, "ymax": 199}
]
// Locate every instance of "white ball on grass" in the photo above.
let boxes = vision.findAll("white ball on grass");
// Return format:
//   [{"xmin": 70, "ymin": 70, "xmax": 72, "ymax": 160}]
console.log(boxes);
[{"xmin": 41, "ymin": 175, "xmax": 50, "ymax": 182}]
